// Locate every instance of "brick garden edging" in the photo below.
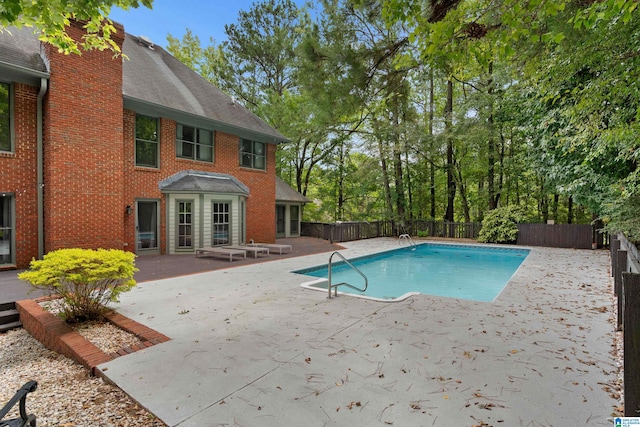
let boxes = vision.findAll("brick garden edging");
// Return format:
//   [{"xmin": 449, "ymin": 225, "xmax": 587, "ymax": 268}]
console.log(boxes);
[{"xmin": 16, "ymin": 299, "xmax": 170, "ymax": 376}]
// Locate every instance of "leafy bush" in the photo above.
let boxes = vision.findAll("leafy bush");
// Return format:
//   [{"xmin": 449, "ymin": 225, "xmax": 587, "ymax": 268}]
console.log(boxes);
[
  {"xmin": 416, "ymin": 230, "xmax": 429, "ymax": 238},
  {"xmin": 18, "ymin": 248, "xmax": 137, "ymax": 323},
  {"xmin": 478, "ymin": 206, "xmax": 528, "ymax": 244}
]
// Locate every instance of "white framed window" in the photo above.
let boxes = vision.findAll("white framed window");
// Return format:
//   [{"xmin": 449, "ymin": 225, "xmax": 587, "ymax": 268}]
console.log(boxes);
[
  {"xmin": 0, "ymin": 82, "xmax": 12, "ymax": 152},
  {"xmin": 135, "ymin": 114, "xmax": 159, "ymax": 168},
  {"xmin": 240, "ymin": 139, "xmax": 266, "ymax": 170},
  {"xmin": 176, "ymin": 124, "xmax": 213, "ymax": 162}
]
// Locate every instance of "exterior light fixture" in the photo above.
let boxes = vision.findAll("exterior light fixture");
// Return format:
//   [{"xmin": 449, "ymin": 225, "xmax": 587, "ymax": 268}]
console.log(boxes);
[{"xmin": 126, "ymin": 205, "xmax": 133, "ymax": 215}]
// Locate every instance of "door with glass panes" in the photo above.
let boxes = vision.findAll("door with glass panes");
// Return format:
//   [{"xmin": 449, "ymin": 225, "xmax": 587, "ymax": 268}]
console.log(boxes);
[
  {"xmin": 0, "ymin": 195, "xmax": 13, "ymax": 265},
  {"xmin": 212, "ymin": 201, "xmax": 230, "ymax": 245},
  {"xmin": 136, "ymin": 200, "xmax": 159, "ymax": 253}
]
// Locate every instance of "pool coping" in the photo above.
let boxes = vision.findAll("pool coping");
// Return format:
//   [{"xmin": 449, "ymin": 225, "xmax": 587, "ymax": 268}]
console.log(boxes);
[
  {"xmin": 93, "ymin": 239, "xmax": 619, "ymax": 426},
  {"xmin": 294, "ymin": 241, "xmax": 531, "ymax": 302}
]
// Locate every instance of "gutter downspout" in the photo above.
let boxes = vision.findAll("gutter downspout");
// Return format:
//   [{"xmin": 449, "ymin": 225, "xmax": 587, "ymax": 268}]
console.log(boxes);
[{"xmin": 37, "ymin": 78, "xmax": 47, "ymax": 259}]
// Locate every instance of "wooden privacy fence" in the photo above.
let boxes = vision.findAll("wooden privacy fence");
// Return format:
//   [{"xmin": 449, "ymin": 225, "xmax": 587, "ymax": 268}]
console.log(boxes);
[
  {"xmin": 301, "ymin": 220, "xmax": 481, "ymax": 243},
  {"xmin": 516, "ymin": 224, "xmax": 598, "ymax": 249},
  {"xmin": 611, "ymin": 233, "xmax": 640, "ymax": 417},
  {"xmin": 301, "ymin": 220, "xmax": 600, "ymax": 247}
]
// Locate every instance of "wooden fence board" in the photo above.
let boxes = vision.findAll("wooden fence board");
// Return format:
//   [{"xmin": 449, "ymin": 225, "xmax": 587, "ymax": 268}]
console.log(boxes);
[{"xmin": 516, "ymin": 224, "xmax": 594, "ymax": 249}]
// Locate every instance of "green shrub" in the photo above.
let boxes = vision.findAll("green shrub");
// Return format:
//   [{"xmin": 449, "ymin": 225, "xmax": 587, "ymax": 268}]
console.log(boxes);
[
  {"xmin": 18, "ymin": 248, "xmax": 137, "ymax": 323},
  {"xmin": 416, "ymin": 230, "xmax": 429, "ymax": 238},
  {"xmin": 478, "ymin": 206, "xmax": 528, "ymax": 244}
]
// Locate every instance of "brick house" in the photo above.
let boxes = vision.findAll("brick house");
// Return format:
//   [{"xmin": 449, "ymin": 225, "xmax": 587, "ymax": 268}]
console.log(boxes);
[{"xmin": 0, "ymin": 22, "xmax": 306, "ymax": 269}]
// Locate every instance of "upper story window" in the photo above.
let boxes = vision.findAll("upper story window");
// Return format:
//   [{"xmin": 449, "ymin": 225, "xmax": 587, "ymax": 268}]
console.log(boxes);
[
  {"xmin": 240, "ymin": 139, "xmax": 265, "ymax": 170},
  {"xmin": 135, "ymin": 114, "xmax": 159, "ymax": 168},
  {"xmin": 176, "ymin": 124, "xmax": 213, "ymax": 162},
  {"xmin": 0, "ymin": 82, "xmax": 11, "ymax": 152}
]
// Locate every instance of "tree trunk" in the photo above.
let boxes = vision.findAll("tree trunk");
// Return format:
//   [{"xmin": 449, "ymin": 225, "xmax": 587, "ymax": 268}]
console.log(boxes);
[
  {"xmin": 454, "ymin": 159, "xmax": 471, "ymax": 223},
  {"xmin": 552, "ymin": 193, "xmax": 559, "ymax": 223},
  {"xmin": 337, "ymin": 143, "xmax": 345, "ymax": 221},
  {"xmin": 539, "ymin": 178, "xmax": 549, "ymax": 223},
  {"xmin": 568, "ymin": 195, "xmax": 574, "ymax": 224},
  {"xmin": 377, "ymin": 135, "xmax": 394, "ymax": 219},
  {"xmin": 487, "ymin": 61, "xmax": 498, "ymax": 210},
  {"xmin": 444, "ymin": 78, "xmax": 456, "ymax": 221},
  {"xmin": 429, "ymin": 69, "xmax": 436, "ymax": 219},
  {"xmin": 393, "ymin": 142, "xmax": 406, "ymax": 222},
  {"xmin": 497, "ymin": 126, "xmax": 505, "ymax": 208},
  {"xmin": 392, "ymin": 113, "xmax": 406, "ymax": 222},
  {"xmin": 405, "ymin": 150, "xmax": 413, "ymax": 220}
]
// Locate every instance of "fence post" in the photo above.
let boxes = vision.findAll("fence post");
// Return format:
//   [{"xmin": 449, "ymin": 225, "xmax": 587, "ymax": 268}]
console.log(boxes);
[
  {"xmin": 617, "ymin": 250, "xmax": 628, "ymax": 330},
  {"xmin": 612, "ymin": 237, "xmax": 620, "ymax": 278},
  {"xmin": 624, "ymin": 272, "xmax": 640, "ymax": 417}
]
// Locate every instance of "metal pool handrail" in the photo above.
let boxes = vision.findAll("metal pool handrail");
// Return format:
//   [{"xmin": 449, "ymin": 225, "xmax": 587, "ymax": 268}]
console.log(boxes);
[
  {"xmin": 327, "ymin": 251, "xmax": 368, "ymax": 299},
  {"xmin": 399, "ymin": 233, "xmax": 416, "ymax": 248}
]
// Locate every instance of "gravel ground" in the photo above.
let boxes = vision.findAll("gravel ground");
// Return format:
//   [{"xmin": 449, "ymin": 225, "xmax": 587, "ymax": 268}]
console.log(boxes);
[{"xmin": 0, "ymin": 326, "xmax": 166, "ymax": 426}]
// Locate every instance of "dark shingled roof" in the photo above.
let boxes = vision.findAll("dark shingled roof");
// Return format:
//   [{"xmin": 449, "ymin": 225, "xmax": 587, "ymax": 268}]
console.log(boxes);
[
  {"xmin": 0, "ymin": 27, "xmax": 48, "ymax": 84},
  {"xmin": 276, "ymin": 176, "xmax": 311, "ymax": 203},
  {"xmin": 159, "ymin": 170, "xmax": 250, "ymax": 195},
  {"xmin": 0, "ymin": 28, "xmax": 287, "ymax": 144},
  {"xmin": 123, "ymin": 34, "xmax": 288, "ymax": 144}
]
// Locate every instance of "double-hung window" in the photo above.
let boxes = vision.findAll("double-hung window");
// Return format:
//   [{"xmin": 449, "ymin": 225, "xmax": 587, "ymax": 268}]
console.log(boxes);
[
  {"xmin": 240, "ymin": 139, "xmax": 266, "ymax": 170},
  {"xmin": 176, "ymin": 124, "xmax": 213, "ymax": 162},
  {"xmin": 0, "ymin": 82, "xmax": 11, "ymax": 152},
  {"xmin": 135, "ymin": 114, "xmax": 159, "ymax": 168}
]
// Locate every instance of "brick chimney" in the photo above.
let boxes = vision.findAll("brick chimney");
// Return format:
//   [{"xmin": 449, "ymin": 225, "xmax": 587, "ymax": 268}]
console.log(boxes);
[{"xmin": 42, "ymin": 20, "xmax": 125, "ymax": 251}]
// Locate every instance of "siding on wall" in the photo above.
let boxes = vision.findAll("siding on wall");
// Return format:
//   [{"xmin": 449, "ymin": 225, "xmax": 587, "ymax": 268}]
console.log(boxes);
[{"xmin": 166, "ymin": 193, "xmax": 247, "ymax": 253}]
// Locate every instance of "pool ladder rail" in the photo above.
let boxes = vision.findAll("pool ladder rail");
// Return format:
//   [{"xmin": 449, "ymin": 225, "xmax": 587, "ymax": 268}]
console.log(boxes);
[
  {"xmin": 398, "ymin": 234, "xmax": 417, "ymax": 249},
  {"xmin": 327, "ymin": 251, "xmax": 368, "ymax": 299}
]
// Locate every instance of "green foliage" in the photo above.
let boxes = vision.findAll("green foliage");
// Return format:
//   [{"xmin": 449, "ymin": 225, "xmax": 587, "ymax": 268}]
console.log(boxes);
[
  {"xmin": 18, "ymin": 248, "xmax": 137, "ymax": 322},
  {"xmin": 0, "ymin": 0, "xmax": 153, "ymax": 54},
  {"xmin": 477, "ymin": 206, "xmax": 528, "ymax": 244},
  {"xmin": 416, "ymin": 230, "xmax": 429, "ymax": 238}
]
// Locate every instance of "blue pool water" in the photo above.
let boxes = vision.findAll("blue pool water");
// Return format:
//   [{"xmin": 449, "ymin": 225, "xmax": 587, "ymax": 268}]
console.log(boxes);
[{"xmin": 294, "ymin": 243, "xmax": 530, "ymax": 302}]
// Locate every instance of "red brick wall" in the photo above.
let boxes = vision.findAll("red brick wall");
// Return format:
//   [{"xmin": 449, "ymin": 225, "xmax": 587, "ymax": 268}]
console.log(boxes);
[
  {"xmin": 0, "ymin": 83, "xmax": 39, "ymax": 267},
  {"xmin": 122, "ymin": 111, "xmax": 277, "ymax": 251},
  {"xmin": 43, "ymin": 21, "xmax": 125, "ymax": 253},
  {"xmin": 6, "ymin": 20, "xmax": 278, "ymax": 265}
]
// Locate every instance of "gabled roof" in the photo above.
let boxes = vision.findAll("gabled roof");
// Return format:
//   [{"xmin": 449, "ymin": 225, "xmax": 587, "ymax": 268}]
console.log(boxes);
[
  {"xmin": 0, "ymin": 27, "xmax": 49, "ymax": 85},
  {"xmin": 159, "ymin": 170, "xmax": 250, "ymax": 195},
  {"xmin": 0, "ymin": 27, "xmax": 288, "ymax": 144},
  {"xmin": 122, "ymin": 34, "xmax": 288, "ymax": 145},
  {"xmin": 276, "ymin": 176, "xmax": 311, "ymax": 203}
]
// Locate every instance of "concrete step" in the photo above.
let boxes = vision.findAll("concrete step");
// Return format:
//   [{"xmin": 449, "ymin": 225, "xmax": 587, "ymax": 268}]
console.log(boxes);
[
  {"xmin": 0, "ymin": 320, "xmax": 22, "ymax": 333},
  {"xmin": 0, "ymin": 301, "xmax": 16, "ymax": 312},
  {"xmin": 0, "ymin": 302, "xmax": 22, "ymax": 332},
  {"xmin": 0, "ymin": 308, "xmax": 20, "ymax": 324}
]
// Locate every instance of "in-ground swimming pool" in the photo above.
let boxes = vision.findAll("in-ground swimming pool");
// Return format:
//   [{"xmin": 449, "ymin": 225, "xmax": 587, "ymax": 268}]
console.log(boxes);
[{"xmin": 294, "ymin": 243, "xmax": 530, "ymax": 302}]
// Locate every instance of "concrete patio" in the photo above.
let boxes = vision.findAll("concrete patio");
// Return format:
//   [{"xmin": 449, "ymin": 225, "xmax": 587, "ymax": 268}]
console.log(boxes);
[{"xmin": 94, "ymin": 238, "xmax": 618, "ymax": 426}]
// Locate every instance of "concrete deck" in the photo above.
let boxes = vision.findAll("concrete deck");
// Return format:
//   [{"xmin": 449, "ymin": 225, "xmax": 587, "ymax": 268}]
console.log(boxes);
[{"xmin": 95, "ymin": 238, "xmax": 617, "ymax": 426}]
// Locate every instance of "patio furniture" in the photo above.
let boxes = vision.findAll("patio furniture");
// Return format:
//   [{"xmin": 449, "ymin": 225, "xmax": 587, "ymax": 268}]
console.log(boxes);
[
  {"xmin": 195, "ymin": 247, "xmax": 246, "ymax": 262},
  {"xmin": 0, "ymin": 381, "xmax": 37, "ymax": 427},
  {"xmin": 223, "ymin": 245, "xmax": 269, "ymax": 258},
  {"xmin": 247, "ymin": 242, "xmax": 293, "ymax": 255}
]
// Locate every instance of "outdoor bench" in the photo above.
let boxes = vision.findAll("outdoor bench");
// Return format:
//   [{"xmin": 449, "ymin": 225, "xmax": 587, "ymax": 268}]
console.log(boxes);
[{"xmin": 0, "ymin": 381, "xmax": 37, "ymax": 427}]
